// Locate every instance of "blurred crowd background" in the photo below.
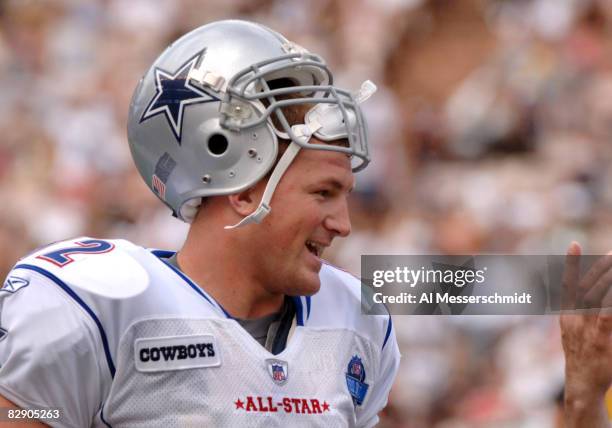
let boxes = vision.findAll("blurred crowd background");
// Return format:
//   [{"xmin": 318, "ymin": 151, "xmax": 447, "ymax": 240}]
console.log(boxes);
[{"xmin": 2, "ymin": 0, "xmax": 612, "ymax": 426}]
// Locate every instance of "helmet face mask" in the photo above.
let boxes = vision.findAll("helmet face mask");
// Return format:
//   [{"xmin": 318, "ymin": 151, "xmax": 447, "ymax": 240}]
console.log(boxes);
[{"xmin": 127, "ymin": 20, "xmax": 373, "ymax": 224}]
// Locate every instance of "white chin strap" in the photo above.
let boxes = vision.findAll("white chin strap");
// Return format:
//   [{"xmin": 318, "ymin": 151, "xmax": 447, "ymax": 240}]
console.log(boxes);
[{"xmin": 224, "ymin": 123, "xmax": 320, "ymax": 230}]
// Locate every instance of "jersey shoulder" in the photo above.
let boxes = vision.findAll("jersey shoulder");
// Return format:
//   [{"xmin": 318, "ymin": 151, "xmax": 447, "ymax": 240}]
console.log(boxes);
[
  {"xmin": 9, "ymin": 236, "xmax": 226, "ymax": 321},
  {"xmin": 311, "ymin": 262, "xmax": 393, "ymax": 350},
  {"xmin": 10, "ymin": 237, "xmax": 227, "ymax": 320},
  {"xmin": 4, "ymin": 237, "xmax": 226, "ymax": 381},
  {"xmin": 12, "ymin": 237, "xmax": 150, "ymax": 299}
]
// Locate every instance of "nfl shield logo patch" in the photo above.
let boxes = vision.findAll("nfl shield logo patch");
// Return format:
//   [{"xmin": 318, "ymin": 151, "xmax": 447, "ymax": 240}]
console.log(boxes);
[{"xmin": 266, "ymin": 358, "xmax": 288, "ymax": 385}]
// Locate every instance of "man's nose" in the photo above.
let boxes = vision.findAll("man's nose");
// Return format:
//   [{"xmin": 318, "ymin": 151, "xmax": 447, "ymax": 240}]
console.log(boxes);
[{"xmin": 324, "ymin": 199, "xmax": 352, "ymax": 238}]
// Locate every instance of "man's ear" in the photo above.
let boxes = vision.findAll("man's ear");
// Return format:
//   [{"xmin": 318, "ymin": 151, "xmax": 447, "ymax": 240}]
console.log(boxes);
[{"xmin": 227, "ymin": 185, "xmax": 261, "ymax": 217}]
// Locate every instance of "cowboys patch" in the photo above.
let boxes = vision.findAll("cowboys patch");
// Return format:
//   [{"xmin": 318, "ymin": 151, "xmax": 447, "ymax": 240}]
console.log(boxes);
[
  {"xmin": 1, "ymin": 275, "xmax": 30, "ymax": 294},
  {"xmin": 140, "ymin": 49, "xmax": 220, "ymax": 144},
  {"xmin": 135, "ymin": 334, "xmax": 221, "ymax": 372}
]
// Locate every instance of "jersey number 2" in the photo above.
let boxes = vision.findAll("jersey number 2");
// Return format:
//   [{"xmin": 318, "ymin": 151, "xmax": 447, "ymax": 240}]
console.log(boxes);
[{"xmin": 36, "ymin": 239, "xmax": 115, "ymax": 267}]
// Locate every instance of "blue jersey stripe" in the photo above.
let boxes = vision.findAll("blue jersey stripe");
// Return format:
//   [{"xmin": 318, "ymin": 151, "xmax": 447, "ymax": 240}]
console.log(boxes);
[
  {"xmin": 305, "ymin": 296, "xmax": 311, "ymax": 320},
  {"xmin": 149, "ymin": 249, "xmax": 176, "ymax": 259},
  {"xmin": 13, "ymin": 264, "xmax": 116, "ymax": 378},
  {"xmin": 292, "ymin": 297, "xmax": 304, "ymax": 326},
  {"xmin": 99, "ymin": 402, "xmax": 112, "ymax": 427},
  {"xmin": 382, "ymin": 314, "xmax": 393, "ymax": 350}
]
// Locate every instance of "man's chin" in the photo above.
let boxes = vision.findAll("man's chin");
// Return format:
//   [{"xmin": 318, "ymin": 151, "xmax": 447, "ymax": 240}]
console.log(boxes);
[{"xmin": 288, "ymin": 273, "xmax": 321, "ymax": 297}]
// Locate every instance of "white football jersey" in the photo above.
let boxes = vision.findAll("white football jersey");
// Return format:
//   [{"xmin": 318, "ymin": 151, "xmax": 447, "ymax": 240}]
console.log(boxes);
[{"xmin": 0, "ymin": 237, "xmax": 400, "ymax": 428}]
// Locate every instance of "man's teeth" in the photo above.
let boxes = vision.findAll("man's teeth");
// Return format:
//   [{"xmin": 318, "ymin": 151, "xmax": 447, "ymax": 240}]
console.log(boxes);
[{"xmin": 306, "ymin": 241, "xmax": 321, "ymax": 257}]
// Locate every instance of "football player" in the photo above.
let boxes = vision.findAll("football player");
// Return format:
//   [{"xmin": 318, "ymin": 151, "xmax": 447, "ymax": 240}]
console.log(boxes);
[{"xmin": 0, "ymin": 20, "xmax": 399, "ymax": 427}]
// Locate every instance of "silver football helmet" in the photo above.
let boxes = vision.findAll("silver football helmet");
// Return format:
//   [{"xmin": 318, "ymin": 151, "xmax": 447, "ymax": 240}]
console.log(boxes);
[{"xmin": 128, "ymin": 20, "xmax": 375, "ymax": 224}]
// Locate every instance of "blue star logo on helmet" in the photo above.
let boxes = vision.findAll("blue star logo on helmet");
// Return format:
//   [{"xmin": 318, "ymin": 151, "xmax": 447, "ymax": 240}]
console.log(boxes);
[
  {"xmin": 140, "ymin": 50, "xmax": 220, "ymax": 144},
  {"xmin": 345, "ymin": 355, "xmax": 369, "ymax": 406}
]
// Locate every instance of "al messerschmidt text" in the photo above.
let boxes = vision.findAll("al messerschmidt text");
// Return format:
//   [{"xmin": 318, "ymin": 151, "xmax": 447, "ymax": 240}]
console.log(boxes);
[{"xmin": 373, "ymin": 292, "xmax": 532, "ymax": 305}]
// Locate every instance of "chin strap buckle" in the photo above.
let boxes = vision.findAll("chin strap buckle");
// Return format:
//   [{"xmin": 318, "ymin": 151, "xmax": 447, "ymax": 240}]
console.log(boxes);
[{"xmin": 224, "ymin": 134, "xmax": 305, "ymax": 230}]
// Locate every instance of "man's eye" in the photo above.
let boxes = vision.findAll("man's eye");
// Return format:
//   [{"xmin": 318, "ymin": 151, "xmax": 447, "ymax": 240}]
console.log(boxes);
[{"xmin": 316, "ymin": 190, "xmax": 330, "ymax": 197}]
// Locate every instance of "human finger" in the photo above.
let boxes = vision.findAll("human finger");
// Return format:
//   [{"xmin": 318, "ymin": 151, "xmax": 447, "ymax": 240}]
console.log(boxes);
[
  {"xmin": 578, "ymin": 252, "xmax": 612, "ymax": 296},
  {"xmin": 583, "ymin": 269, "xmax": 612, "ymax": 311},
  {"xmin": 596, "ymin": 310, "xmax": 612, "ymax": 334},
  {"xmin": 561, "ymin": 242, "xmax": 581, "ymax": 311}
]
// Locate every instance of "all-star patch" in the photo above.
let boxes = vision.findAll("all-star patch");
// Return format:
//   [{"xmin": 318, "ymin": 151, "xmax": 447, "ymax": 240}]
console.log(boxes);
[{"xmin": 234, "ymin": 396, "xmax": 330, "ymax": 414}]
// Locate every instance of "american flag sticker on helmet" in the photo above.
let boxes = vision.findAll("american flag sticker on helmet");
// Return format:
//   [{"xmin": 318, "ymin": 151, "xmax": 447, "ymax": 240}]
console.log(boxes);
[
  {"xmin": 151, "ymin": 152, "xmax": 176, "ymax": 200},
  {"xmin": 152, "ymin": 174, "xmax": 166, "ymax": 199}
]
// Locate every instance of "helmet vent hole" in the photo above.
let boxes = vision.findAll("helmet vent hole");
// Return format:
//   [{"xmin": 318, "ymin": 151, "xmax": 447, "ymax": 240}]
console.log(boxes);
[{"xmin": 208, "ymin": 134, "xmax": 228, "ymax": 156}]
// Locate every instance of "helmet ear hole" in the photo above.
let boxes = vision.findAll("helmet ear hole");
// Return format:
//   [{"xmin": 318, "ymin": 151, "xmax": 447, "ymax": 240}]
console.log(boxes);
[{"xmin": 207, "ymin": 133, "xmax": 229, "ymax": 156}]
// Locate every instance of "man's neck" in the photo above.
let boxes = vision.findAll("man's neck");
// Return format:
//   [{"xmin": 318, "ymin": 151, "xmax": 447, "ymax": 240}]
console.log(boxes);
[
  {"xmin": 177, "ymin": 222, "xmax": 284, "ymax": 319},
  {"xmin": 165, "ymin": 252, "xmax": 293, "ymax": 353}
]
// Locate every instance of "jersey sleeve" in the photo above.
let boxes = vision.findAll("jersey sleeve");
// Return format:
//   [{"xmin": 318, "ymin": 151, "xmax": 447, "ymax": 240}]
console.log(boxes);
[
  {"xmin": 0, "ymin": 267, "xmax": 106, "ymax": 428},
  {"xmin": 357, "ymin": 315, "xmax": 401, "ymax": 428}
]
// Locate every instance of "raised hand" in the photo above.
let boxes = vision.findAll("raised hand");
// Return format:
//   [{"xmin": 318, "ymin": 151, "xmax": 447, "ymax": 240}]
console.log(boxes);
[{"xmin": 560, "ymin": 242, "xmax": 612, "ymax": 427}]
